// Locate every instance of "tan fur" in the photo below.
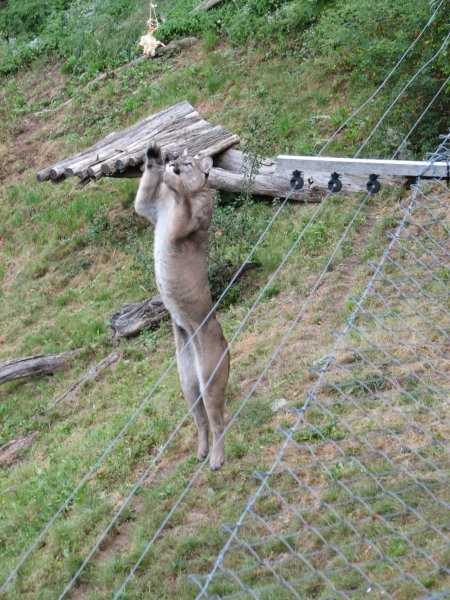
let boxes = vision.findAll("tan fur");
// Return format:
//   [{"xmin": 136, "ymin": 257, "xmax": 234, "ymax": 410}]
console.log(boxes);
[{"xmin": 135, "ymin": 144, "xmax": 230, "ymax": 470}]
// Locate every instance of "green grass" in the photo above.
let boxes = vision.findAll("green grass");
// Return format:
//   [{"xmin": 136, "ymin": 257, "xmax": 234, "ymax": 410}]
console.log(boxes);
[{"xmin": 0, "ymin": 184, "xmax": 398, "ymax": 597}]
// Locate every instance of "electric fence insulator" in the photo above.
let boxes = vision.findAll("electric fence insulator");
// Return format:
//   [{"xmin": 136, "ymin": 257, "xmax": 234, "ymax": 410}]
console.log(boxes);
[
  {"xmin": 367, "ymin": 174, "xmax": 381, "ymax": 194},
  {"xmin": 290, "ymin": 170, "xmax": 304, "ymax": 190},
  {"xmin": 328, "ymin": 172, "xmax": 342, "ymax": 193}
]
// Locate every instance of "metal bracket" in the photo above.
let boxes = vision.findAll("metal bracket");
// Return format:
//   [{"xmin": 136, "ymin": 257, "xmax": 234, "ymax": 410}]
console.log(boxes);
[
  {"xmin": 328, "ymin": 172, "xmax": 342, "ymax": 193},
  {"xmin": 290, "ymin": 170, "xmax": 304, "ymax": 190},
  {"xmin": 367, "ymin": 174, "xmax": 381, "ymax": 194}
]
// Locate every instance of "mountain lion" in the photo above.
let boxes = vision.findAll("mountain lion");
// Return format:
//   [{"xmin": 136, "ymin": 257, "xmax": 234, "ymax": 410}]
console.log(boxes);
[{"xmin": 135, "ymin": 144, "xmax": 230, "ymax": 470}]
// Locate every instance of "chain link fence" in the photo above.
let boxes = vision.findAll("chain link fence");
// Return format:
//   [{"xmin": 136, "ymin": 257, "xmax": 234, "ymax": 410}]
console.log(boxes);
[{"xmin": 191, "ymin": 135, "xmax": 450, "ymax": 599}]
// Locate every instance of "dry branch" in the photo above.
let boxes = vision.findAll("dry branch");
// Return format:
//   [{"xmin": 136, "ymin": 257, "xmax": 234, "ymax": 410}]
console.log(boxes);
[
  {"xmin": 0, "ymin": 350, "xmax": 82, "ymax": 385},
  {"xmin": 50, "ymin": 352, "xmax": 121, "ymax": 408}
]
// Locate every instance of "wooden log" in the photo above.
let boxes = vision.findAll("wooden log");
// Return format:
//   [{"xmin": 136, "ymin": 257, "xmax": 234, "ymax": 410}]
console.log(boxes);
[
  {"xmin": 0, "ymin": 350, "xmax": 82, "ymax": 385},
  {"xmin": 50, "ymin": 352, "xmax": 121, "ymax": 409},
  {"xmin": 114, "ymin": 154, "xmax": 142, "ymax": 172},
  {"xmin": 43, "ymin": 130, "xmax": 121, "ymax": 181},
  {"xmin": 209, "ymin": 148, "xmax": 376, "ymax": 198},
  {"xmin": 100, "ymin": 114, "xmax": 208, "ymax": 174},
  {"xmin": 65, "ymin": 112, "xmax": 189, "ymax": 177},
  {"xmin": 0, "ymin": 433, "xmax": 38, "ymax": 467},
  {"xmin": 128, "ymin": 155, "xmax": 145, "ymax": 167},
  {"xmin": 102, "ymin": 127, "xmax": 239, "ymax": 177},
  {"xmin": 157, "ymin": 37, "xmax": 198, "ymax": 54},
  {"xmin": 39, "ymin": 103, "xmax": 240, "ymax": 184},
  {"xmin": 192, "ymin": 0, "xmax": 225, "ymax": 12},
  {"xmin": 110, "ymin": 296, "xmax": 168, "ymax": 339},
  {"xmin": 208, "ymin": 167, "xmax": 322, "ymax": 201}
]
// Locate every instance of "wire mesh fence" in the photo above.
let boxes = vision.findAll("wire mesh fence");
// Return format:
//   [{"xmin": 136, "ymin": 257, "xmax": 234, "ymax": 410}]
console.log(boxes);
[{"xmin": 191, "ymin": 135, "xmax": 450, "ymax": 599}]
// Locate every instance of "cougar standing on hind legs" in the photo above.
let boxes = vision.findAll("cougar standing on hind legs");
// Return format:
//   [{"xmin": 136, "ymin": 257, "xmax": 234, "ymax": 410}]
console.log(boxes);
[{"xmin": 135, "ymin": 143, "xmax": 230, "ymax": 470}]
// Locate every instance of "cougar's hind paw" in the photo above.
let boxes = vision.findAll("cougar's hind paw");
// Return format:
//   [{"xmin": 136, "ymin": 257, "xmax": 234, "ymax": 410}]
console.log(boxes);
[
  {"xmin": 209, "ymin": 451, "xmax": 225, "ymax": 471},
  {"xmin": 146, "ymin": 143, "xmax": 164, "ymax": 167}
]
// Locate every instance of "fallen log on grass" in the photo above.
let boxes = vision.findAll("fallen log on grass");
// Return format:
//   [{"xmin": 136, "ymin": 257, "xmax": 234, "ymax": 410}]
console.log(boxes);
[
  {"xmin": 0, "ymin": 433, "xmax": 38, "ymax": 467},
  {"xmin": 0, "ymin": 350, "xmax": 82, "ymax": 385},
  {"xmin": 110, "ymin": 296, "xmax": 168, "ymax": 339}
]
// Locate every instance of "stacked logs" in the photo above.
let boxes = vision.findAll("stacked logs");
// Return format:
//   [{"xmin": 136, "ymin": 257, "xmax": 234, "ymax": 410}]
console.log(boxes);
[
  {"xmin": 36, "ymin": 101, "xmax": 240, "ymax": 185},
  {"xmin": 37, "ymin": 100, "xmax": 373, "ymax": 199}
]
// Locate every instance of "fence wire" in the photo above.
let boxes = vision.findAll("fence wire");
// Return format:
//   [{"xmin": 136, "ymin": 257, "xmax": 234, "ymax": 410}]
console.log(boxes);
[{"xmin": 191, "ymin": 137, "xmax": 450, "ymax": 599}]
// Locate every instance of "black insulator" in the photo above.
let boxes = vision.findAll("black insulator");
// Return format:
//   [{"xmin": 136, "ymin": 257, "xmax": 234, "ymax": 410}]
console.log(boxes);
[
  {"xmin": 367, "ymin": 174, "xmax": 381, "ymax": 194},
  {"xmin": 290, "ymin": 170, "xmax": 304, "ymax": 190},
  {"xmin": 328, "ymin": 172, "xmax": 342, "ymax": 193}
]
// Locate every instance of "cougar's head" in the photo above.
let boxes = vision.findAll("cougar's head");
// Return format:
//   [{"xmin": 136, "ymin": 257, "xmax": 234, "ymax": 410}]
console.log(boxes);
[{"xmin": 163, "ymin": 149, "xmax": 213, "ymax": 194}]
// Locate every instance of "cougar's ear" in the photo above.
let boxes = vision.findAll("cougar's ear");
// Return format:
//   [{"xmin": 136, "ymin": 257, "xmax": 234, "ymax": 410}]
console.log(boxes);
[{"xmin": 199, "ymin": 156, "xmax": 213, "ymax": 175}]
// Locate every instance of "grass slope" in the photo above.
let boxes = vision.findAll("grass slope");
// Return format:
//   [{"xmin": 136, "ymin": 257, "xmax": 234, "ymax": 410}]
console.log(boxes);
[{"xmin": 0, "ymin": 0, "xmax": 448, "ymax": 597}]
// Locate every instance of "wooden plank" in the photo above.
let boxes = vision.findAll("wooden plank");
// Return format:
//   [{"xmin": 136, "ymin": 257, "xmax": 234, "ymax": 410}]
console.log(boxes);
[
  {"xmin": 208, "ymin": 166, "xmax": 323, "ymax": 201},
  {"xmin": 276, "ymin": 155, "xmax": 449, "ymax": 178}
]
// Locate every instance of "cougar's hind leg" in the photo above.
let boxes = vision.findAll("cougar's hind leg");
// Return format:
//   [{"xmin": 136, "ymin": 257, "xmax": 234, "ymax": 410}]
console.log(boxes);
[
  {"xmin": 173, "ymin": 322, "xmax": 209, "ymax": 461},
  {"xmin": 195, "ymin": 317, "xmax": 230, "ymax": 471}
]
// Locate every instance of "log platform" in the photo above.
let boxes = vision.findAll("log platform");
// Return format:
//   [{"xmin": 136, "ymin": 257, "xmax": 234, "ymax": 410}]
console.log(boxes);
[
  {"xmin": 37, "ymin": 101, "xmax": 240, "ymax": 185},
  {"xmin": 36, "ymin": 101, "xmax": 387, "ymax": 200}
]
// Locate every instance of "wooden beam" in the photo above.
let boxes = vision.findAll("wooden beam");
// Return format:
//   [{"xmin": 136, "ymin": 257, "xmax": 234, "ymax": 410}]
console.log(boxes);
[{"xmin": 276, "ymin": 155, "xmax": 449, "ymax": 179}]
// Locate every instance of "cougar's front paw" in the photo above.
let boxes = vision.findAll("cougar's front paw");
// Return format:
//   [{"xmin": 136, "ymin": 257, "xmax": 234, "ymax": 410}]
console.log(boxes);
[{"xmin": 145, "ymin": 143, "xmax": 164, "ymax": 168}]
